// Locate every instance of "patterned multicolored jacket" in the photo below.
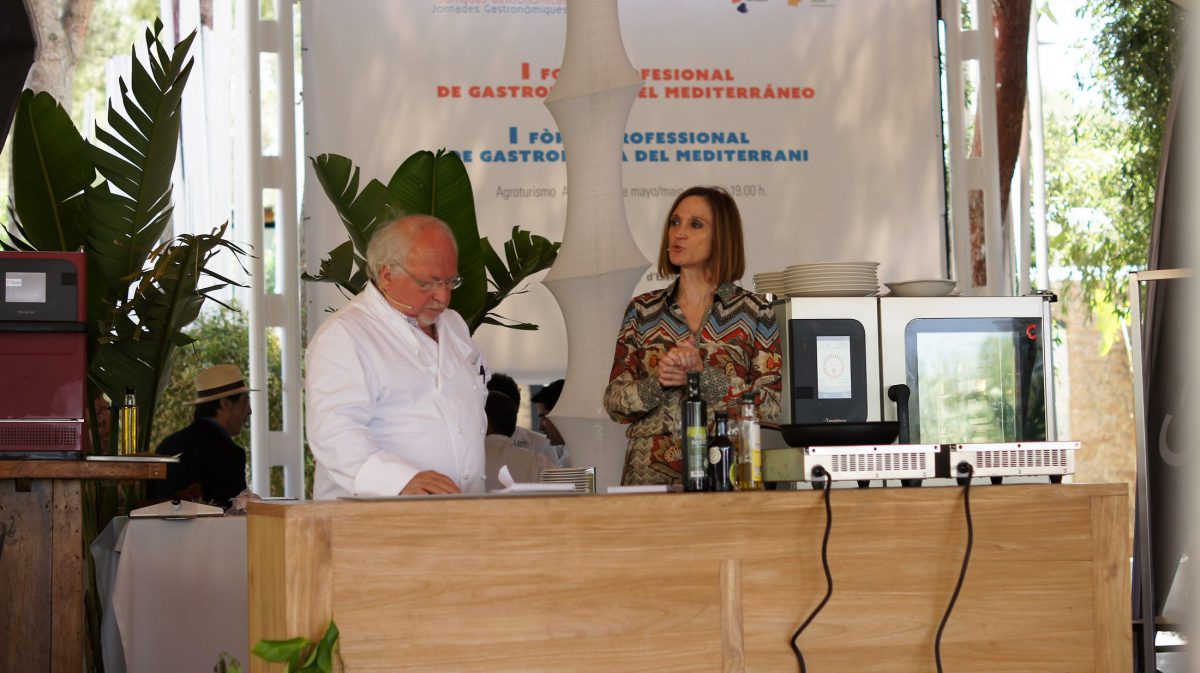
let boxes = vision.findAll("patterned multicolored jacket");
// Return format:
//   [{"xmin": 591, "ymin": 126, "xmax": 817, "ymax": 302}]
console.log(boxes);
[{"xmin": 604, "ymin": 279, "xmax": 781, "ymax": 485}]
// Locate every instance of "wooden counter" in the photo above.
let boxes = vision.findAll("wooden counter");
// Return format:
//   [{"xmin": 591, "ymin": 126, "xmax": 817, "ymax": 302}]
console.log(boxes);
[
  {"xmin": 0, "ymin": 458, "xmax": 167, "ymax": 673},
  {"xmin": 247, "ymin": 484, "xmax": 1129, "ymax": 673}
]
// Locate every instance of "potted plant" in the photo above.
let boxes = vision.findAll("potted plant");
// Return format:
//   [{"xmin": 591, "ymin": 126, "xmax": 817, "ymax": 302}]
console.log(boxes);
[{"xmin": 306, "ymin": 149, "xmax": 559, "ymax": 332}]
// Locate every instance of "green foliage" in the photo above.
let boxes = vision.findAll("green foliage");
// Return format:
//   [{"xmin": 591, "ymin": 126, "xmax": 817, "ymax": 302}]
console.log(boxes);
[
  {"xmin": 214, "ymin": 652, "xmax": 244, "ymax": 673},
  {"xmin": 9, "ymin": 91, "xmax": 92, "ymax": 251},
  {"xmin": 4, "ymin": 20, "xmax": 246, "ymax": 453},
  {"xmin": 253, "ymin": 621, "xmax": 341, "ymax": 672},
  {"xmin": 1046, "ymin": 0, "xmax": 1181, "ymax": 319},
  {"xmin": 85, "ymin": 23, "xmax": 196, "ymax": 303},
  {"xmin": 479, "ymin": 227, "xmax": 562, "ymax": 330},
  {"xmin": 306, "ymin": 150, "xmax": 560, "ymax": 332},
  {"xmin": 91, "ymin": 225, "xmax": 247, "ymax": 451}
]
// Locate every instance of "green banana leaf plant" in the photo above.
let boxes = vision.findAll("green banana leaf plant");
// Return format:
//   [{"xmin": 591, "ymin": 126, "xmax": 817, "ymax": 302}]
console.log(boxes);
[
  {"xmin": 4, "ymin": 19, "xmax": 246, "ymax": 454},
  {"xmin": 305, "ymin": 149, "xmax": 560, "ymax": 332},
  {"xmin": 90, "ymin": 225, "xmax": 248, "ymax": 448}
]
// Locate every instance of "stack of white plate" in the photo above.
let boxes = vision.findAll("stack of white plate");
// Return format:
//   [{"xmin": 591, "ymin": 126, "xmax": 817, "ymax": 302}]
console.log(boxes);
[
  {"xmin": 752, "ymin": 271, "xmax": 786, "ymax": 295},
  {"xmin": 782, "ymin": 262, "xmax": 880, "ymax": 297}
]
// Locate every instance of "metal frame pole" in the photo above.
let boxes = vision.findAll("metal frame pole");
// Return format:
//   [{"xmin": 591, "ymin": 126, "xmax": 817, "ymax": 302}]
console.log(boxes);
[{"xmin": 1128, "ymin": 267, "xmax": 1192, "ymax": 673}]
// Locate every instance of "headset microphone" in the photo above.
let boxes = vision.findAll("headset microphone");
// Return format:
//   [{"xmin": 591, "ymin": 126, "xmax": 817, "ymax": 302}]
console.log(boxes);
[{"xmin": 383, "ymin": 294, "xmax": 414, "ymax": 311}]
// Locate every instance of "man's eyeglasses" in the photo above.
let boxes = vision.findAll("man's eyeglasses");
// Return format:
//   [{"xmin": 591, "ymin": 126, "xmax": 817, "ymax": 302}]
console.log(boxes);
[{"xmin": 394, "ymin": 264, "xmax": 463, "ymax": 293}]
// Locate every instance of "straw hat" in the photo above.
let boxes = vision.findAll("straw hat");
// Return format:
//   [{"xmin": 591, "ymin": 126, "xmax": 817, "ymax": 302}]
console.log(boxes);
[{"xmin": 191, "ymin": 364, "xmax": 251, "ymax": 404}]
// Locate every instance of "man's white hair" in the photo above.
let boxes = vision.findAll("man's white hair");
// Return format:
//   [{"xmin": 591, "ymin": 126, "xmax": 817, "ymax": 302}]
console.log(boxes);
[{"xmin": 365, "ymin": 214, "xmax": 457, "ymax": 282}]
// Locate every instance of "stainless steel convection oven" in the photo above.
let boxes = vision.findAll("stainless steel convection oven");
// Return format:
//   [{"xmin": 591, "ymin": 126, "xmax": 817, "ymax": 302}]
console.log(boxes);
[{"xmin": 768, "ymin": 294, "xmax": 1069, "ymax": 485}]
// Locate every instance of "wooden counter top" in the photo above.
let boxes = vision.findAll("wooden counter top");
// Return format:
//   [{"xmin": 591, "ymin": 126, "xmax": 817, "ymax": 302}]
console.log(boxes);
[
  {"xmin": 248, "ymin": 483, "xmax": 1130, "ymax": 673},
  {"xmin": 0, "ymin": 458, "xmax": 167, "ymax": 480}
]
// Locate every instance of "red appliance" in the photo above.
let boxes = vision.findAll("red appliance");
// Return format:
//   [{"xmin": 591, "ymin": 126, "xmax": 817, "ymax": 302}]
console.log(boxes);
[{"xmin": 0, "ymin": 251, "xmax": 88, "ymax": 453}]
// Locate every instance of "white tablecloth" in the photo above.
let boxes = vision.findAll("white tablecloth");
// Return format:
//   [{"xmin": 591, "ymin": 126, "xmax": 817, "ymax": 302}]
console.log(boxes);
[{"xmin": 92, "ymin": 516, "xmax": 249, "ymax": 673}]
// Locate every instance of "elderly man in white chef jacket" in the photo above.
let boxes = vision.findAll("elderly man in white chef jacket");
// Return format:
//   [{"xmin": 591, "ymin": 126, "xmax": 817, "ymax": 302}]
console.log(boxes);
[{"xmin": 306, "ymin": 214, "xmax": 490, "ymax": 498}]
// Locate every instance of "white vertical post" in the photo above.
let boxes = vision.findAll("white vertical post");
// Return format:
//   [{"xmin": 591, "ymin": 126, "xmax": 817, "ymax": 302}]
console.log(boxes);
[
  {"xmin": 941, "ymin": 0, "xmax": 1006, "ymax": 295},
  {"xmin": 1027, "ymin": 1, "xmax": 1050, "ymax": 291},
  {"xmin": 1016, "ymin": 105, "xmax": 1032, "ymax": 295},
  {"xmin": 234, "ymin": 0, "xmax": 265, "ymax": 494},
  {"xmin": 268, "ymin": 0, "xmax": 304, "ymax": 498},
  {"xmin": 235, "ymin": 0, "xmax": 304, "ymax": 497}
]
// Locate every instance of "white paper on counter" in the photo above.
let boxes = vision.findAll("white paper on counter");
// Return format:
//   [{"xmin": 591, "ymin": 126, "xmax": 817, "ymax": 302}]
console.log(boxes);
[{"xmin": 491, "ymin": 465, "xmax": 576, "ymax": 493}]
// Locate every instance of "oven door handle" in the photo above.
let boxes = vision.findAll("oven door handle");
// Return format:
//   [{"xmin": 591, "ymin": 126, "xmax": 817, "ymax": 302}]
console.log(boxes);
[{"xmin": 888, "ymin": 384, "xmax": 911, "ymax": 444}]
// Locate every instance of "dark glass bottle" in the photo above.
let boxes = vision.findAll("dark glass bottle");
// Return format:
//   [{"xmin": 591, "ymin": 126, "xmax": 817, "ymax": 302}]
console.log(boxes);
[
  {"xmin": 708, "ymin": 411, "xmax": 734, "ymax": 492},
  {"xmin": 681, "ymin": 371, "xmax": 708, "ymax": 492}
]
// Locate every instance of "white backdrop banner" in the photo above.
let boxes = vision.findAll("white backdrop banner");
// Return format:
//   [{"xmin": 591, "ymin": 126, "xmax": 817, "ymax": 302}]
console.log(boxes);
[{"xmin": 301, "ymin": 0, "xmax": 946, "ymax": 381}]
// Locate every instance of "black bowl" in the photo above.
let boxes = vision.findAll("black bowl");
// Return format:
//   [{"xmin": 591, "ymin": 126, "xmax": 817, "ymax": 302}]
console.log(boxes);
[{"xmin": 777, "ymin": 421, "xmax": 899, "ymax": 447}]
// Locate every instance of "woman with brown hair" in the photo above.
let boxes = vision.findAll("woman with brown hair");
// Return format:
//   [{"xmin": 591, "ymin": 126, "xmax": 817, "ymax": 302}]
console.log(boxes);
[{"xmin": 603, "ymin": 186, "xmax": 781, "ymax": 486}]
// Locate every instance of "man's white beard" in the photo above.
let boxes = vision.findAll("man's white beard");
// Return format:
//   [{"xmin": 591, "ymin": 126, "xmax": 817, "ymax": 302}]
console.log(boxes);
[{"xmin": 418, "ymin": 305, "xmax": 445, "ymax": 327}]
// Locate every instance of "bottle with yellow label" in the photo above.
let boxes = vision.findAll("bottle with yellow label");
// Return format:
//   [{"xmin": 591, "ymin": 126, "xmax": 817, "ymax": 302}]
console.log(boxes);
[
  {"xmin": 736, "ymin": 391, "xmax": 764, "ymax": 490},
  {"xmin": 119, "ymin": 387, "xmax": 138, "ymax": 456},
  {"xmin": 681, "ymin": 371, "xmax": 708, "ymax": 492}
]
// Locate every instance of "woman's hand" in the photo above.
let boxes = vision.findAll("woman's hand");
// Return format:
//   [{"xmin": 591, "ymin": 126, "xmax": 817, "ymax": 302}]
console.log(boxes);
[{"xmin": 657, "ymin": 338, "xmax": 703, "ymax": 388}]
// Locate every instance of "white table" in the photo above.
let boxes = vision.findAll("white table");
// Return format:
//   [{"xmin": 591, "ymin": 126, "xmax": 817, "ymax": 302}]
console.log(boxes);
[{"xmin": 93, "ymin": 516, "xmax": 249, "ymax": 673}]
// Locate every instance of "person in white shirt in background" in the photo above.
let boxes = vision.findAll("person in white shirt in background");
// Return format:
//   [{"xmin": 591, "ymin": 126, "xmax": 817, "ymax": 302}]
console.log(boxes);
[
  {"xmin": 531, "ymin": 379, "xmax": 569, "ymax": 467},
  {"xmin": 483, "ymin": 392, "xmax": 553, "ymax": 491},
  {"xmin": 486, "ymin": 373, "xmax": 560, "ymax": 465},
  {"xmin": 305, "ymin": 215, "xmax": 490, "ymax": 498}
]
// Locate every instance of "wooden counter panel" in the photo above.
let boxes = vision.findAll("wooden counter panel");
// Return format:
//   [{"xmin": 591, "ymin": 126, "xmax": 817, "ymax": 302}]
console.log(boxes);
[
  {"xmin": 248, "ymin": 484, "xmax": 1129, "ymax": 673},
  {"xmin": 0, "ymin": 479, "xmax": 54, "ymax": 669}
]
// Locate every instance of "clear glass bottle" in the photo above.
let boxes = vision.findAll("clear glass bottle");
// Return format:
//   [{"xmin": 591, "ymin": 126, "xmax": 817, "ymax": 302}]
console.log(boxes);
[
  {"xmin": 681, "ymin": 372, "xmax": 708, "ymax": 492},
  {"xmin": 708, "ymin": 411, "xmax": 734, "ymax": 492},
  {"xmin": 736, "ymin": 391, "xmax": 764, "ymax": 490},
  {"xmin": 119, "ymin": 387, "xmax": 138, "ymax": 456}
]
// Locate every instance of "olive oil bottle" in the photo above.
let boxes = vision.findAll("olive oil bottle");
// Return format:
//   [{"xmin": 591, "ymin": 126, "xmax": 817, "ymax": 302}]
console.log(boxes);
[{"xmin": 682, "ymin": 372, "xmax": 708, "ymax": 492}]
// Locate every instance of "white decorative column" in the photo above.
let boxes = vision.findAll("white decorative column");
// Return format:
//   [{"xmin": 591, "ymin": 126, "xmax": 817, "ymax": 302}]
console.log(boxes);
[{"xmin": 543, "ymin": 0, "xmax": 648, "ymax": 490}]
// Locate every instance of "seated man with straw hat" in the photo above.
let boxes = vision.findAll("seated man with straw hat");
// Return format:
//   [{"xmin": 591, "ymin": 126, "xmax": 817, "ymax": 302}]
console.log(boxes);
[{"xmin": 146, "ymin": 364, "xmax": 252, "ymax": 507}]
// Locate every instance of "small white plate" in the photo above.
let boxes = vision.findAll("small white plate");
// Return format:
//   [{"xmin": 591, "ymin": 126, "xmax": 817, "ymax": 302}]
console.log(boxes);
[{"xmin": 884, "ymin": 279, "xmax": 958, "ymax": 297}]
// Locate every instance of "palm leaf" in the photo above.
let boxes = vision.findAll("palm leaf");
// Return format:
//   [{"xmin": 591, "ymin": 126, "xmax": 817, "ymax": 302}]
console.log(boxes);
[
  {"xmin": 90, "ymin": 226, "xmax": 247, "ymax": 452},
  {"xmin": 387, "ymin": 149, "xmax": 486, "ymax": 327},
  {"xmin": 301, "ymin": 239, "xmax": 369, "ymax": 297},
  {"xmin": 309, "ymin": 153, "xmax": 395, "ymax": 257},
  {"xmin": 307, "ymin": 150, "xmax": 560, "ymax": 334},
  {"xmin": 476, "ymin": 227, "xmax": 560, "ymax": 330},
  {"xmin": 85, "ymin": 20, "xmax": 196, "ymax": 300},
  {"xmin": 9, "ymin": 90, "xmax": 93, "ymax": 251}
]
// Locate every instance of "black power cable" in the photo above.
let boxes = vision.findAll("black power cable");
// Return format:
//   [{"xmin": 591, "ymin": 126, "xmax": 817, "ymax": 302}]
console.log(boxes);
[
  {"xmin": 791, "ymin": 468, "xmax": 833, "ymax": 673},
  {"xmin": 935, "ymin": 464, "xmax": 975, "ymax": 673}
]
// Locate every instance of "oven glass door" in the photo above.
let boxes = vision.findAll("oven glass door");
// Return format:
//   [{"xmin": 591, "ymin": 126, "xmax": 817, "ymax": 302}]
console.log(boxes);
[{"xmin": 905, "ymin": 317, "xmax": 1044, "ymax": 443}]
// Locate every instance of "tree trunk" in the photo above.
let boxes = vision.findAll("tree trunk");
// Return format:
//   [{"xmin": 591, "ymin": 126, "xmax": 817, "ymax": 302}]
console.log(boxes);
[
  {"xmin": 968, "ymin": 0, "xmax": 1031, "ymax": 287},
  {"xmin": 23, "ymin": 0, "xmax": 95, "ymax": 109},
  {"xmin": 993, "ymin": 0, "xmax": 1031, "ymax": 216}
]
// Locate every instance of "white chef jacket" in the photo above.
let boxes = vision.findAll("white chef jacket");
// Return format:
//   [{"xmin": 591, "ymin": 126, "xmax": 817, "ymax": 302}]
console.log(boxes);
[{"xmin": 306, "ymin": 282, "xmax": 490, "ymax": 499}]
